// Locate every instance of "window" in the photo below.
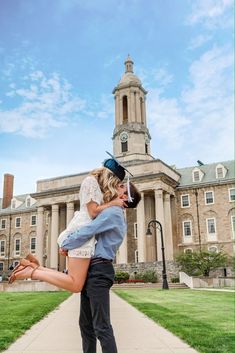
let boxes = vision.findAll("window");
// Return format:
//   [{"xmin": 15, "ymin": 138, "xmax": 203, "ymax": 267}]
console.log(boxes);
[
  {"xmin": 229, "ymin": 189, "xmax": 235, "ymax": 202},
  {"xmin": 31, "ymin": 215, "xmax": 37, "ymax": 226},
  {"xmin": 216, "ymin": 167, "xmax": 224, "ymax": 178},
  {"xmin": 1, "ymin": 219, "xmax": 6, "ymax": 229},
  {"xmin": 133, "ymin": 223, "xmax": 138, "ymax": 239},
  {"xmin": 0, "ymin": 240, "xmax": 5, "ymax": 256},
  {"xmin": 192, "ymin": 168, "xmax": 204, "ymax": 182},
  {"xmin": 121, "ymin": 141, "xmax": 128, "ymax": 152},
  {"xmin": 193, "ymin": 171, "xmax": 200, "ymax": 182},
  {"xmin": 11, "ymin": 200, "xmax": 16, "ymax": 208},
  {"xmin": 30, "ymin": 237, "xmax": 36, "ymax": 254},
  {"xmin": 231, "ymin": 216, "xmax": 235, "ymax": 239},
  {"xmin": 181, "ymin": 194, "xmax": 190, "ymax": 207},
  {"xmin": 15, "ymin": 239, "xmax": 21, "ymax": 256},
  {"xmin": 122, "ymin": 96, "xmax": 128, "ymax": 124},
  {"xmin": 134, "ymin": 250, "xmax": 139, "ymax": 263},
  {"xmin": 184, "ymin": 248, "xmax": 193, "ymax": 254},
  {"xmin": 207, "ymin": 218, "xmax": 216, "ymax": 235},
  {"xmin": 15, "ymin": 217, "xmax": 21, "ymax": 228},
  {"xmin": 205, "ymin": 191, "xmax": 214, "ymax": 205},
  {"xmin": 145, "ymin": 144, "xmax": 148, "ymax": 154},
  {"xmin": 208, "ymin": 246, "xmax": 218, "ymax": 253},
  {"xmin": 26, "ymin": 197, "xmax": 31, "ymax": 207},
  {"xmin": 0, "ymin": 262, "xmax": 3, "ymax": 272},
  {"xmin": 183, "ymin": 221, "xmax": 192, "ymax": 237}
]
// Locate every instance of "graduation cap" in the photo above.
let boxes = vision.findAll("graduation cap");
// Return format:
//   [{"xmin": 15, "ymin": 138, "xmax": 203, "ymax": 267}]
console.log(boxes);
[{"xmin": 103, "ymin": 151, "xmax": 134, "ymax": 202}]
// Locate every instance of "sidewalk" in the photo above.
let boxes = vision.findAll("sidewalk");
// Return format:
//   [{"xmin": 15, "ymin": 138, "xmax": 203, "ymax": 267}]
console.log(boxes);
[{"xmin": 4, "ymin": 291, "xmax": 198, "ymax": 353}]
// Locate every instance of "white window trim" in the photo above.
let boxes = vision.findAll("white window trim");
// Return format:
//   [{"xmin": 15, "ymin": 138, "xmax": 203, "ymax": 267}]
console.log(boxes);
[
  {"xmin": 182, "ymin": 220, "xmax": 192, "ymax": 242},
  {"xmin": 26, "ymin": 197, "xmax": 31, "ymax": 208},
  {"xmin": 134, "ymin": 249, "xmax": 139, "ymax": 263},
  {"xmin": 192, "ymin": 167, "xmax": 204, "ymax": 183},
  {"xmin": 133, "ymin": 222, "xmax": 138, "ymax": 239},
  {"xmin": 231, "ymin": 215, "xmax": 235, "ymax": 239},
  {"xmin": 30, "ymin": 237, "xmax": 36, "ymax": 254},
  {"xmin": 205, "ymin": 191, "xmax": 214, "ymax": 205},
  {"xmin": 0, "ymin": 219, "xmax": 7, "ymax": 229},
  {"xmin": 14, "ymin": 238, "xmax": 21, "ymax": 256},
  {"xmin": 15, "ymin": 217, "xmax": 21, "ymax": 228},
  {"xmin": 228, "ymin": 188, "xmax": 235, "ymax": 202},
  {"xmin": 181, "ymin": 194, "xmax": 190, "ymax": 208},
  {"xmin": 216, "ymin": 164, "xmax": 227, "ymax": 179},
  {"xmin": 0, "ymin": 240, "xmax": 5, "ymax": 257},
  {"xmin": 30, "ymin": 215, "xmax": 37, "ymax": 226},
  {"xmin": 206, "ymin": 218, "xmax": 217, "ymax": 238}
]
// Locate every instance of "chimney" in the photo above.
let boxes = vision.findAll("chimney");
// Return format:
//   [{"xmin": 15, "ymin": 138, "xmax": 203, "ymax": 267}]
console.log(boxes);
[{"xmin": 2, "ymin": 174, "xmax": 14, "ymax": 209}]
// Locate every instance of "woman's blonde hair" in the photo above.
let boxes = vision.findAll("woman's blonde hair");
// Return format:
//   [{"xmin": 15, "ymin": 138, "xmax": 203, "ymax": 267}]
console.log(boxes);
[{"xmin": 90, "ymin": 167, "xmax": 121, "ymax": 203}]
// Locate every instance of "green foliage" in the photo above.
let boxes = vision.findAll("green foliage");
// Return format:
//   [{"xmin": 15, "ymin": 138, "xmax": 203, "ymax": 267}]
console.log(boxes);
[
  {"xmin": 114, "ymin": 271, "xmax": 130, "ymax": 283},
  {"xmin": 176, "ymin": 250, "xmax": 228, "ymax": 277},
  {"xmin": 171, "ymin": 277, "xmax": 180, "ymax": 283},
  {"xmin": 136, "ymin": 270, "xmax": 158, "ymax": 283}
]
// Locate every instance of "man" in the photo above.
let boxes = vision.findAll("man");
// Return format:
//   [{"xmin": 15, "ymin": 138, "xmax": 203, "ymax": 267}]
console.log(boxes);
[{"xmin": 61, "ymin": 182, "xmax": 141, "ymax": 353}]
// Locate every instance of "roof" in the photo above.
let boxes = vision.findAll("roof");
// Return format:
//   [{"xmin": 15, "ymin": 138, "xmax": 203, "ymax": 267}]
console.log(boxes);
[
  {"xmin": 177, "ymin": 160, "xmax": 234, "ymax": 188},
  {"xmin": 0, "ymin": 194, "xmax": 37, "ymax": 214}
]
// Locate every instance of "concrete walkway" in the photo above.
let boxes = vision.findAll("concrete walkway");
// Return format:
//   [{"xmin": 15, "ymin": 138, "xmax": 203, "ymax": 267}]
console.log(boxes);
[{"xmin": 4, "ymin": 291, "xmax": 198, "ymax": 353}]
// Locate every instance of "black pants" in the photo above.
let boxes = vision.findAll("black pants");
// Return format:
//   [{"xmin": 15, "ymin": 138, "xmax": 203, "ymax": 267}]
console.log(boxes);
[{"xmin": 79, "ymin": 261, "xmax": 118, "ymax": 353}]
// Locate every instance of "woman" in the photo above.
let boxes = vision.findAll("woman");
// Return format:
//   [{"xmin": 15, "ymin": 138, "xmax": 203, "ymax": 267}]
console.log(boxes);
[{"xmin": 9, "ymin": 161, "xmax": 127, "ymax": 292}]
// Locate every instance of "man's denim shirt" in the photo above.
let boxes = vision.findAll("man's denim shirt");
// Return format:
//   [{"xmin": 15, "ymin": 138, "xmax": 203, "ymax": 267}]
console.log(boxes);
[{"xmin": 61, "ymin": 206, "xmax": 127, "ymax": 260}]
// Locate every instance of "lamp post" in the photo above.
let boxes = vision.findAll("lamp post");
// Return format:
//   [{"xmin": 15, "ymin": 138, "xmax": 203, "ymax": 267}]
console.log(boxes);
[{"xmin": 146, "ymin": 220, "xmax": 169, "ymax": 290}]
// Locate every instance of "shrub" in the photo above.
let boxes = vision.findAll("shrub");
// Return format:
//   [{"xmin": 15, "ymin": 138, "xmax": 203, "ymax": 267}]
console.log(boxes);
[
  {"xmin": 114, "ymin": 271, "xmax": 130, "ymax": 283},
  {"xmin": 137, "ymin": 270, "xmax": 158, "ymax": 283},
  {"xmin": 176, "ymin": 250, "xmax": 228, "ymax": 277},
  {"xmin": 171, "ymin": 277, "xmax": 179, "ymax": 283}
]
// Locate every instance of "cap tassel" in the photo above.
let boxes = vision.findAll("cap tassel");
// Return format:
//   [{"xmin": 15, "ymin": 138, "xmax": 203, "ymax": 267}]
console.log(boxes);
[{"xmin": 127, "ymin": 175, "xmax": 133, "ymax": 203}]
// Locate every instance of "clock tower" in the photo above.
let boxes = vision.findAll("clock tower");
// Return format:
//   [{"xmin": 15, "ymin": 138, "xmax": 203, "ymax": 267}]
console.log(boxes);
[{"xmin": 112, "ymin": 55, "xmax": 154, "ymax": 163}]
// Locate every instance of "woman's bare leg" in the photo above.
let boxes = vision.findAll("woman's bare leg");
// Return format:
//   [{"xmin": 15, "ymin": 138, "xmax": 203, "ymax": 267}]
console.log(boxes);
[{"xmin": 13, "ymin": 258, "xmax": 90, "ymax": 293}]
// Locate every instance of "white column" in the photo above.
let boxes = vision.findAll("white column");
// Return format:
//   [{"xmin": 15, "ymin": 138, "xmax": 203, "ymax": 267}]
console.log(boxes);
[
  {"xmin": 137, "ymin": 192, "xmax": 146, "ymax": 262},
  {"xmin": 154, "ymin": 189, "xmax": 165, "ymax": 261},
  {"xmin": 130, "ymin": 91, "xmax": 135, "ymax": 122},
  {"xmin": 66, "ymin": 202, "xmax": 74, "ymax": 226},
  {"xmin": 164, "ymin": 193, "xmax": 174, "ymax": 260},
  {"xmin": 36, "ymin": 206, "xmax": 44, "ymax": 265},
  {"xmin": 50, "ymin": 204, "xmax": 59, "ymax": 269}
]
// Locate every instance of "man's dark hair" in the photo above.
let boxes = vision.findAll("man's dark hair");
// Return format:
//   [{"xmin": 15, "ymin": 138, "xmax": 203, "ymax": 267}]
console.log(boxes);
[{"xmin": 126, "ymin": 182, "xmax": 141, "ymax": 208}]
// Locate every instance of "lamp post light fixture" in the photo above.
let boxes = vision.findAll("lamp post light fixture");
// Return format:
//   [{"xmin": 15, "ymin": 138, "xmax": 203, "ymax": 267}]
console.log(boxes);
[{"xmin": 146, "ymin": 220, "xmax": 169, "ymax": 290}]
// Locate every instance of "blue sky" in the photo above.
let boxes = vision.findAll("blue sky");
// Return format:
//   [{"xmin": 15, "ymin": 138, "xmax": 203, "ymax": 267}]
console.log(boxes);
[{"xmin": 0, "ymin": 0, "xmax": 233, "ymax": 195}]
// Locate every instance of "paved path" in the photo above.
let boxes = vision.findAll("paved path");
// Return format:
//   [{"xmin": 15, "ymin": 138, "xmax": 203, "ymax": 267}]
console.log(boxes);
[{"xmin": 4, "ymin": 291, "xmax": 198, "ymax": 353}]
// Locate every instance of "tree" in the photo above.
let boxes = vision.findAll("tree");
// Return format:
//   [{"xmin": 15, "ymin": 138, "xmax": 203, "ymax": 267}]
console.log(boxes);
[{"xmin": 176, "ymin": 250, "xmax": 228, "ymax": 277}]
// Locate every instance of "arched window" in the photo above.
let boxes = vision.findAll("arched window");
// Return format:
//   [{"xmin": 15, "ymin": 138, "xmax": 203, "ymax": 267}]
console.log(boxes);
[{"xmin": 122, "ymin": 96, "xmax": 128, "ymax": 124}]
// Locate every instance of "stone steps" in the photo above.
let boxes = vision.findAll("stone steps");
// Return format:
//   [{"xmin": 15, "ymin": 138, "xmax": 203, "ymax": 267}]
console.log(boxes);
[{"xmin": 112, "ymin": 282, "xmax": 189, "ymax": 289}]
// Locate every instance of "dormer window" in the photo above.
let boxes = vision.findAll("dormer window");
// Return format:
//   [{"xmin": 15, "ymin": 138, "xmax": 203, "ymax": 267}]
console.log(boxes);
[
  {"xmin": 11, "ymin": 199, "xmax": 16, "ymax": 209},
  {"xmin": 216, "ymin": 164, "xmax": 227, "ymax": 179},
  {"xmin": 192, "ymin": 168, "xmax": 204, "ymax": 182},
  {"xmin": 26, "ymin": 197, "xmax": 31, "ymax": 207}
]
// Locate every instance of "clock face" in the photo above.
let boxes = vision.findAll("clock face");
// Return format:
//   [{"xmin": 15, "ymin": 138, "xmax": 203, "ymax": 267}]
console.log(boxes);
[{"xmin": 120, "ymin": 131, "xmax": 128, "ymax": 142}]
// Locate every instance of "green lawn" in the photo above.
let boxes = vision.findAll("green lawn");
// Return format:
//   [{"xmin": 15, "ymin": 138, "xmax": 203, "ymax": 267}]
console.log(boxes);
[
  {"xmin": 0, "ymin": 291, "xmax": 71, "ymax": 352},
  {"xmin": 114, "ymin": 289, "xmax": 234, "ymax": 353}
]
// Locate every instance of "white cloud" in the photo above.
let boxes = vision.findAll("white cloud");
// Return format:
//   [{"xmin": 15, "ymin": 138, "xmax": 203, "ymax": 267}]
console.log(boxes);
[
  {"xmin": 187, "ymin": 0, "xmax": 233, "ymax": 28},
  {"xmin": 188, "ymin": 34, "xmax": 212, "ymax": 50},
  {"xmin": 146, "ymin": 44, "xmax": 233, "ymax": 163},
  {"xmin": 0, "ymin": 71, "xmax": 86, "ymax": 138}
]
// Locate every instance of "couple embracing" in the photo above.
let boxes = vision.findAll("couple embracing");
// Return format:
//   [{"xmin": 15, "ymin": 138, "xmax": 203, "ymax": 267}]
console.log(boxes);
[{"xmin": 9, "ymin": 154, "xmax": 141, "ymax": 353}]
